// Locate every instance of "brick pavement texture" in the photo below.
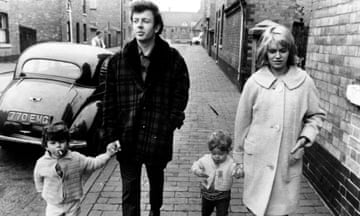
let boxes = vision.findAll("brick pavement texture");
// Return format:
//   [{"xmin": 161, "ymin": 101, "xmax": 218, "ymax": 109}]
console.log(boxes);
[{"xmin": 23, "ymin": 45, "xmax": 334, "ymax": 216}]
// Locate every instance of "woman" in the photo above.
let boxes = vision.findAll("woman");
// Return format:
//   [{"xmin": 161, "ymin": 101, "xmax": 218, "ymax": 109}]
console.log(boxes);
[{"xmin": 233, "ymin": 24, "xmax": 325, "ymax": 216}]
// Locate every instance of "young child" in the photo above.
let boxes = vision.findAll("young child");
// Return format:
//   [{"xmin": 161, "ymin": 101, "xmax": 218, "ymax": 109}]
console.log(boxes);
[
  {"xmin": 191, "ymin": 130, "xmax": 240, "ymax": 216},
  {"xmin": 33, "ymin": 121, "xmax": 120, "ymax": 216}
]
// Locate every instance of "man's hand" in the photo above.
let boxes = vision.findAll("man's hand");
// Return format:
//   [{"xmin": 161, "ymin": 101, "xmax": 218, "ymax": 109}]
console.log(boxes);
[
  {"xmin": 290, "ymin": 137, "xmax": 311, "ymax": 154},
  {"xmin": 232, "ymin": 163, "xmax": 244, "ymax": 178},
  {"xmin": 106, "ymin": 140, "xmax": 121, "ymax": 156}
]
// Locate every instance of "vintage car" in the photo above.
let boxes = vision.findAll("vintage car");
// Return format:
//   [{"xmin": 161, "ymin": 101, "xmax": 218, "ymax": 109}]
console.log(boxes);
[{"xmin": 0, "ymin": 42, "xmax": 113, "ymax": 153}]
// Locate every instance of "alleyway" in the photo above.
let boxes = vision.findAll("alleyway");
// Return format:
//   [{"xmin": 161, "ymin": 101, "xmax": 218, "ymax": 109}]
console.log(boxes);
[{"xmin": 77, "ymin": 44, "xmax": 332, "ymax": 216}]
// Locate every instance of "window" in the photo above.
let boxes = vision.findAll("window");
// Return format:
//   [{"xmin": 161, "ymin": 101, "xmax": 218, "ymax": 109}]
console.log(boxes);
[
  {"xmin": 82, "ymin": 0, "xmax": 86, "ymax": 14},
  {"xmin": 76, "ymin": 22, "xmax": 80, "ymax": 43},
  {"xmin": 0, "ymin": 13, "xmax": 9, "ymax": 43},
  {"xmin": 67, "ymin": 21, "xmax": 71, "ymax": 42},
  {"xmin": 22, "ymin": 59, "xmax": 81, "ymax": 80},
  {"xmin": 89, "ymin": 0, "xmax": 97, "ymax": 9},
  {"xmin": 83, "ymin": 24, "xmax": 87, "ymax": 41}
]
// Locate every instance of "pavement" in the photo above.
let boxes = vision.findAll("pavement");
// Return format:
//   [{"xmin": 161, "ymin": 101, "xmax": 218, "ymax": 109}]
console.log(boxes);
[
  {"xmin": 5, "ymin": 45, "xmax": 334, "ymax": 216},
  {"xmin": 78, "ymin": 45, "xmax": 333, "ymax": 216}
]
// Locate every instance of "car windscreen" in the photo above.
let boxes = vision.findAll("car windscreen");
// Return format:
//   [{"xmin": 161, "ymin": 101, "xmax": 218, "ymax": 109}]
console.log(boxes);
[{"xmin": 21, "ymin": 59, "xmax": 81, "ymax": 80}]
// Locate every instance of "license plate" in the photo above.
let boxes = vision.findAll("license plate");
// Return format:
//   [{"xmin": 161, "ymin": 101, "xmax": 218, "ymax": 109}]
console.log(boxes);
[{"xmin": 7, "ymin": 111, "xmax": 52, "ymax": 125}]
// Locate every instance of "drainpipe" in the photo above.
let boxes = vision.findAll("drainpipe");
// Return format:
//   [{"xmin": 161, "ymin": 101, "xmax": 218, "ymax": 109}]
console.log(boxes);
[
  {"xmin": 120, "ymin": 0, "xmax": 123, "ymax": 47},
  {"xmin": 67, "ymin": 0, "xmax": 73, "ymax": 43},
  {"xmin": 237, "ymin": 0, "xmax": 245, "ymax": 81}
]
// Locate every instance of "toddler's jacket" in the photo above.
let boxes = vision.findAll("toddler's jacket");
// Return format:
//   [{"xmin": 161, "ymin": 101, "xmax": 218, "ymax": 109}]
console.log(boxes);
[
  {"xmin": 191, "ymin": 154, "xmax": 236, "ymax": 191},
  {"xmin": 34, "ymin": 150, "xmax": 110, "ymax": 204}
]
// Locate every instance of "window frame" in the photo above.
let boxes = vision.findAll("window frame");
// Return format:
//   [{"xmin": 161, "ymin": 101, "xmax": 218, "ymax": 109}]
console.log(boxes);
[{"xmin": 0, "ymin": 12, "xmax": 9, "ymax": 44}]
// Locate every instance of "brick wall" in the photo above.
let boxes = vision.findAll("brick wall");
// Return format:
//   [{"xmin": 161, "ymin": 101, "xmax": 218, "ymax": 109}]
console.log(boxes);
[
  {"xmin": 210, "ymin": 0, "xmax": 299, "ymax": 89},
  {"xmin": 14, "ymin": 0, "xmax": 64, "ymax": 42},
  {"xmin": 0, "ymin": 0, "xmax": 121, "ymax": 61},
  {"xmin": 87, "ymin": 0, "xmax": 121, "ymax": 47},
  {"xmin": 305, "ymin": 0, "xmax": 360, "ymax": 215}
]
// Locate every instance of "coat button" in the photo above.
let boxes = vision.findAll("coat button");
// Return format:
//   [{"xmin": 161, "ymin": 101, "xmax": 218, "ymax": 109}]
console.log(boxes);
[
  {"xmin": 272, "ymin": 125, "xmax": 280, "ymax": 131},
  {"xmin": 142, "ymin": 125, "xmax": 146, "ymax": 129},
  {"xmin": 267, "ymin": 164, "xmax": 274, "ymax": 170},
  {"xmin": 152, "ymin": 135, "xmax": 157, "ymax": 139},
  {"xmin": 275, "ymin": 83, "xmax": 283, "ymax": 92}
]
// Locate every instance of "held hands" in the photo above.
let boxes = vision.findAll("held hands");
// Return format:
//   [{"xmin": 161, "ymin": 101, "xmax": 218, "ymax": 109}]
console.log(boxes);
[
  {"xmin": 290, "ymin": 137, "xmax": 311, "ymax": 155},
  {"xmin": 232, "ymin": 163, "xmax": 244, "ymax": 178},
  {"xmin": 106, "ymin": 140, "xmax": 121, "ymax": 156}
]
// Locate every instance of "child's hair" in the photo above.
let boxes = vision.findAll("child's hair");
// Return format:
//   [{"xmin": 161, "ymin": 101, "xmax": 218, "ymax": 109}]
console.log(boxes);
[
  {"xmin": 208, "ymin": 130, "xmax": 232, "ymax": 152},
  {"xmin": 256, "ymin": 24, "xmax": 297, "ymax": 68},
  {"xmin": 41, "ymin": 121, "xmax": 70, "ymax": 148}
]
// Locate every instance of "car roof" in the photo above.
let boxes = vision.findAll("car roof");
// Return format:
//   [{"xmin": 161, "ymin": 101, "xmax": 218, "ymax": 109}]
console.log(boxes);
[{"xmin": 15, "ymin": 42, "xmax": 113, "ymax": 75}]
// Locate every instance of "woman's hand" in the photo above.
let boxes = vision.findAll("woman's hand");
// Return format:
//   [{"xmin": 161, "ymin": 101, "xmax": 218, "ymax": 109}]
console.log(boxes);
[
  {"xmin": 233, "ymin": 163, "xmax": 244, "ymax": 178},
  {"xmin": 290, "ymin": 137, "xmax": 311, "ymax": 154}
]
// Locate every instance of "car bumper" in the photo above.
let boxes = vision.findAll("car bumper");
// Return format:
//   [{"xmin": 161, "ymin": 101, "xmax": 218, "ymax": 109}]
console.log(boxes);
[{"xmin": 0, "ymin": 134, "xmax": 87, "ymax": 148}]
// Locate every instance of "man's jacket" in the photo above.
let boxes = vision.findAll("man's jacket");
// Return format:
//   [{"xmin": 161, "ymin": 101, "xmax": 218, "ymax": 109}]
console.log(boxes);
[{"xmin": 103, "ymin": 36, "xmax": 190, "ymax": 165}]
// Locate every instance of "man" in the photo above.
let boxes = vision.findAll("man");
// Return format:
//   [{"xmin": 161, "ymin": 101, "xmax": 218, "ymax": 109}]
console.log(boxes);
[
  {"xmin": 91, "ymin": 30, "xmax": 106, "ymax": 48},
  {"xmin": 102, "ymin": 1, "xmax": 190, "ymax": 216}
]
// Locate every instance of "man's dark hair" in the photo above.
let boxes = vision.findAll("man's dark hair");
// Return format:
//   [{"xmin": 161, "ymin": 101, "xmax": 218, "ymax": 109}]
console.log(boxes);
[
  {"xmin": 41, "ymin": 121, "xmax": 70, "ymax": 148},
  {"xmin": 130, "ymin": 0, "xmax": 164, "ymax": 35},
  {"xmin": 96, "ymin": 30, "xmax": 102, "ymax": 36}
]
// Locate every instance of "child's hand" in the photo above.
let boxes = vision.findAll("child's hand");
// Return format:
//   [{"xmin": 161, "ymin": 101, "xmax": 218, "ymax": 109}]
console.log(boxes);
[
  {"xmin": 106, "ymin": 140, "xmax": 121, "ymax": 156},
  {"xmin": 194, "ymin": 169, "xmax": 209, "ymax": 178},
  {"xmin": 232, "ymin": 164, "xmax": 244, "ymax": 178},
  {"xmin": 194, "ymin": 164, "xmax": 208, "ymax": 178}
]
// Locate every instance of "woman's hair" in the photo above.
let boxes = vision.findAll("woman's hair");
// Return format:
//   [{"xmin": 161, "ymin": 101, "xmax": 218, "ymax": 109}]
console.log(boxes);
[
  {"xmin": 130, "ymin": 0, "xmax": 164, "ymax": 35},
  {"xmin": 208, "ymin": 130, "xmax": 232, "ymax": 152},
  {"xmin": 41, "ymin": 121, "xmax": 70, "ymax": 148},
  {"xmin": 256, "ymin": 24, "xmax": 297, "ymax": 68}
]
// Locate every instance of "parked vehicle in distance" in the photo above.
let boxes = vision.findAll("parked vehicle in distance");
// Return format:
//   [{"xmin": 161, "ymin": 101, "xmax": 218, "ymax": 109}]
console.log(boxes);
[
  {"xmin": 191, "ymin": 32, "xmax": 203, "ymax": 45},
  {"xmin": 0, "ymin": 42, "xmax": 113, "ymax": 153},
  {"xmin": 191, "ymin": 36, "xmax": 202, "ymax": 45}
]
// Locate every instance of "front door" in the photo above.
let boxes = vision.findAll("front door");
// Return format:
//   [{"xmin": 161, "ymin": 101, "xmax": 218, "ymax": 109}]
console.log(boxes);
[{"xmin": 19, "ymin": 26, "xmax": 36, "ymax": 53}]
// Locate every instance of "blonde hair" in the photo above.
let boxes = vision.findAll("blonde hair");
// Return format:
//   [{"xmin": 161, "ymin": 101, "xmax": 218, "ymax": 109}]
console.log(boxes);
[{"xmin": 256, "ymin": 24, "xmax": 297, "ymax": 68}]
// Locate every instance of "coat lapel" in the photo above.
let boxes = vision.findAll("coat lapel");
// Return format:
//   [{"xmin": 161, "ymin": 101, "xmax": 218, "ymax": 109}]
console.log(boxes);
[
  {"xmin": 123, "ymin": 39, "xmax": 145, "ymax": 91},
  {"xmin": 122, "ymin": 36, "xmax": 171, "ymax": 91}
]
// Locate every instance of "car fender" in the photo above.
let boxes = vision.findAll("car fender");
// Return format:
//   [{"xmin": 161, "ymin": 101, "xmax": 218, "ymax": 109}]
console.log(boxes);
[{"xmin": 70, "ymin": 100, "xmax": 101, "ymax": 139}]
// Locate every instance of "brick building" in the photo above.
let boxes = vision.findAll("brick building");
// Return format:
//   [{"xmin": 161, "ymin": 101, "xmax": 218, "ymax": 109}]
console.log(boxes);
[
  {"xmin": 305, "ymin": 1, "xmax": 360, "ymax": 215},
  {"xmin": 161, "ymin": 11, "xmax": 202, "ymax": 43},
  {"xmin": 201, "ymin": 0, "xmax": 312, "ymax": 89},
  {"xmin": 0, "ymin": 0, "xmax": 121, "ymax": 62},
  {"xmin": 200, "ymin": 0, "xmax": 360, "ymax": 215}
]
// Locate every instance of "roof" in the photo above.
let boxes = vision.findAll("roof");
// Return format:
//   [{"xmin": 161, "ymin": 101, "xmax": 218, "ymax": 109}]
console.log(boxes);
[
  {"xmin": 162, "ymin": 11, "xmax": 202, "ymax": 27},
  {"xmin": 16, "ymin": 42, "xmax": 113, "ymax": 75}
]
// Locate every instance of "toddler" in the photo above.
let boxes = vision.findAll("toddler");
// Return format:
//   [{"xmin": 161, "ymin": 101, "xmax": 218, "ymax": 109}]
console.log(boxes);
[
  {"xmin": 191, "ymin": 130, "xmax": 240, "ymax": 216},
  {"xmin": 33, "ymin": 121, "xmax": 119, "ymax": 216}
]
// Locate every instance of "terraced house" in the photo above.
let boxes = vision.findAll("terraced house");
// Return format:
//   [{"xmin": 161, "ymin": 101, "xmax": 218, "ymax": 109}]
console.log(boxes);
[{"xmin": 0, "ymin": 0, "xmax": 123, "ymax": 62}]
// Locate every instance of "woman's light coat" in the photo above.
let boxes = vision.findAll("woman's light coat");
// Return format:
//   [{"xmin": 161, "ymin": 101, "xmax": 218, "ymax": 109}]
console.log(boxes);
[{"xmin": 233, "ymin": 66, "xmax": 325, "ymax": 216}]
